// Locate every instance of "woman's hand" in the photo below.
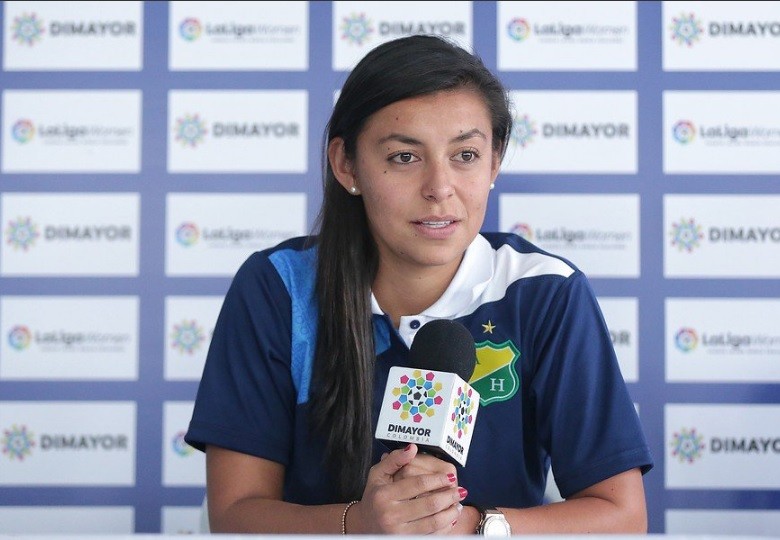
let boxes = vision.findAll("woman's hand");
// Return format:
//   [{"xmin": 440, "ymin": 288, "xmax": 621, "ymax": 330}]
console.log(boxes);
[
  {"xmin": 348, "ymin": 443, "xmax": 466, "ymax": 534},
  {"xmin": 392, "ymin": 448, "xmax": 458, "ymax": 483}
]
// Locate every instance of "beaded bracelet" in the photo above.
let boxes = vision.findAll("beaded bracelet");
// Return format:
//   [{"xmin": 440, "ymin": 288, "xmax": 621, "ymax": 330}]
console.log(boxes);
[{"xmin": 341, "ymin": 500, "xmax": 359, "ymax": 535}]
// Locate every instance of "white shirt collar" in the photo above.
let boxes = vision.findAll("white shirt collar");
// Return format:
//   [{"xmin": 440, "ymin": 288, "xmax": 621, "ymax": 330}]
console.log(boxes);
[{"xmin": 370, "ymin": 234, "xmax": 495, "ymax": 348}]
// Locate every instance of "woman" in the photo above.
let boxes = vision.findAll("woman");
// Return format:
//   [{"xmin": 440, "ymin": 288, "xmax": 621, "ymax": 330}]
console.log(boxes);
[{"xmin": 185, "ymin": 34, "xmax": 653, "ymax": 535}]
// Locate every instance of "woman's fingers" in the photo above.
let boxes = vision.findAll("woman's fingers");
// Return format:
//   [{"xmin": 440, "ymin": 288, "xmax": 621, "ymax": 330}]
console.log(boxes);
[
  {"xmin": 406, "ymin": 492, "xmax": 466, "ymax": 534},
  {"xmin": 402, "ymin": 469, "xmax": 460, "ymax": 501},
  {"xmin": 394, "ymin": 452, "xmax": 458, "ymax": 482},
  {"xmin": 359, "ymin": 444, "xmax": 468, "ymax": 534},
  {"xmin": 368, "ymin": 443, "xmax": 418, "ymax": 484}
]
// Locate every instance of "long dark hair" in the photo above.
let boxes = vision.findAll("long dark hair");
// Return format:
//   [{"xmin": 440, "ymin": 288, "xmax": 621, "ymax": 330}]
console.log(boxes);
[{"xmin": 308, "ymin": 34, "xmax": 513, "ymax": 500}]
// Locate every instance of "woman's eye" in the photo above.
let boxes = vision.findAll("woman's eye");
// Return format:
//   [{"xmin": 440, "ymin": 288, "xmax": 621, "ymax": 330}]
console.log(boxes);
[
  {"xmin": 392, "ymin": 152, "xmax": 416, "ymax": 163},
  {"xmin": 457, "ymin": 150, "xmax": 478, "ymax": 162}
]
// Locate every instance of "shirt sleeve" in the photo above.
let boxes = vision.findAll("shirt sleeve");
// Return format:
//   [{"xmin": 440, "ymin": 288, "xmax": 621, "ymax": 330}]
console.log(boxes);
[
  {"xmin": 184, "ymin": 251, "xmax": 296, "ymax": 466},
  {"xmin": 529, "ymin": 271, "xmax": 653, "ymax": 499}
]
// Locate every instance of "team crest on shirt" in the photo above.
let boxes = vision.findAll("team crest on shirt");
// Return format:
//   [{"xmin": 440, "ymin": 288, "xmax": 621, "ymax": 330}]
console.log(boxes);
[{"xmin": 470, "ymin": 340, "xmax": 520, "ymax": 405}]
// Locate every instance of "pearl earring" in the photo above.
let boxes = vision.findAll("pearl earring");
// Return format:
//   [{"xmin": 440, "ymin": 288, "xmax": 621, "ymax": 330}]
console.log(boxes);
[
  {"xmin": 350, "ymin": 186, "xmax": 358, "ymax": 194},
  {"xmin": 489, "ymin": 182, "xmax": 495, "ymax": 190}
]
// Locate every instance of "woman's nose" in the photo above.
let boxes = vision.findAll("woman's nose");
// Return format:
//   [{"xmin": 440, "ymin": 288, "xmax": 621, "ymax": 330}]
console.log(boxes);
[{"xmin": 421, "ymin": 161, "xmax": 454, "ymax": 202}]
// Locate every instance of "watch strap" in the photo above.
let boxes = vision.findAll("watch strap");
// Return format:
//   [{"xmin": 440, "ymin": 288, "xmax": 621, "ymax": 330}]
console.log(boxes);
[{"xmin": 475, "ymin": 505, "xmax": 510, "ymax": 536}]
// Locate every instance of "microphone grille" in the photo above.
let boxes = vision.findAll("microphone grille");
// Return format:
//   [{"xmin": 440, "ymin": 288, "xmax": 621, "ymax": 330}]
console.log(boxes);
[{"xmin": 409, "ymin": 319, "xmax": 477, "ymax": 381}]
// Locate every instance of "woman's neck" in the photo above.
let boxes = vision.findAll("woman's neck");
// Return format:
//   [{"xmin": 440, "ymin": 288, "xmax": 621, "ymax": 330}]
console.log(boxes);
[{"xmin": 372, "ymin": 261, "xmax": 459, "ymax": 329}]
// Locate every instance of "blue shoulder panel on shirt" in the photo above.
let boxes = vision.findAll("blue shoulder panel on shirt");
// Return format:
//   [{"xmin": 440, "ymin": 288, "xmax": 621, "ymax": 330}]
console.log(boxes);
[{"xmin": 269, "ymin": 246, "xmax": 317, "ymax": 405}]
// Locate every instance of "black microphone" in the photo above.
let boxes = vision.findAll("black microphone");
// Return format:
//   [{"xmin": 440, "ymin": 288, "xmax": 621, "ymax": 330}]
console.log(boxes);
[
  {"xmin": 375, "ymin": 319, "xmax": 481, "ymax": 465},
  {"xmin": 409, "ymin": 319, "xmax": 477, "ymax": 380}
]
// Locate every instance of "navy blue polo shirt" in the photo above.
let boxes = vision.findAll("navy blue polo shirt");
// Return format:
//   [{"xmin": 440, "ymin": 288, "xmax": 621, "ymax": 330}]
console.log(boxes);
[{"xmin": 185, "ymin": 232, "xmax": 653, "ymax": 506}]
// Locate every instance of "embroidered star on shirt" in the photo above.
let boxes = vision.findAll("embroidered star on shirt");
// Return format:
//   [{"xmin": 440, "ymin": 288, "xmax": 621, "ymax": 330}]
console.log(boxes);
[{"xmin": 482, "ymin": 320, "xmax": 496, "ymax": 334}]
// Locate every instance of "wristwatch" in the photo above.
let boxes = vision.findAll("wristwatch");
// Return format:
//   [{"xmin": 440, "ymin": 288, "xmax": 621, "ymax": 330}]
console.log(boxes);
[{"xmin": 475, "ymin": 506, "xmax": 511, "ymax": 536}]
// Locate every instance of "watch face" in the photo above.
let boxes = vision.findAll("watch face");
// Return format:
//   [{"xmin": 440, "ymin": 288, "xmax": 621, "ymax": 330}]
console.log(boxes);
[{"xmin": 483, "ymin": 515, "xmax": 511, "ymax": 536}]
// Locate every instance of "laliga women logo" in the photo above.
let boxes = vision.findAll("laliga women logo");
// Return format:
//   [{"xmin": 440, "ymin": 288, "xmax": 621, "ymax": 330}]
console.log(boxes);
[
  {"xmin": 11, "ymin": 13, "xmax": 45, "ymax": 46},
  {"xmin": 391, "ymin": 370, "xmax": 443, "ymax": 423},
  {"xmin": 175, "ymin": 222, "xmax": 200, "ymax": 246},
  {"xmin": 672, "ymin": 120, "xmax": 696, "ymax": 144},
  {"xmin": 670, "ymin": 218, "xmax": 704, "ymax": 252},
  {"xmin": 670, "ymin": 427, "xmax": 705, "ymax": 463},
  {"xmin": 179, "ymin": 18, "xmax": 202, "ymax": 41},
  {"xmin": 675, "ymin": 327, "xmax": 699, "ymax": 352},
  {"xmin": 1, "ymin": 425, "xmax": 35, "ymax": 461},
  {"xmin": 507, "ymin": 18, "xmax": 531, "ymax": 41},
  {"xmin": 12, "ymin": 120, "xmax": 35, "ymax": 143},
  {"xmin": 341, "ymin": 13, "xmax": 373, "ymax": 45},
  {"xmin": 172, "ymin": 431, "xmax": 195, "ymax": 456},
  {"xmin": 8, "ymin": 325, "xmax": 33, "ymax": 351},
  {"xmin": 450, "ymin": 385, "xmax": 475, "ymax": 438},
  {"xmin": 670, "ymin": 12, "xmax": 704, "ymax": 47},
  {"xmin": 510, "ymin": 223, "xmax": 533, "ymax": 241}
]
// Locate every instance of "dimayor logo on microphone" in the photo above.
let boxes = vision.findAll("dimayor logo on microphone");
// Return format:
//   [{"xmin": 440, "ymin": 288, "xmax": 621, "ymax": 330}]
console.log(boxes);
[
  {"xmin": 377, "ymin": 365, "xmax": 481, "ymax": 466},
  {"xmin": 391, "ymin": 370, "xmax": 443, "ymax": 423},
  {"xmin": 389, "ymin": 371, "xmax": 476, "ymax": 438},
  {"xmin": 450, "ymin": 385, "xmax": 476, "ymax": 439}
]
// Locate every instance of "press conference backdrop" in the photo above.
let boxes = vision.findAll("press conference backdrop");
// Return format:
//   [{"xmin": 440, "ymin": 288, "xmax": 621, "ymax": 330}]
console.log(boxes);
[{"xmin": 0, "ymin": 0, "xmax": 779, "ymax": 535}]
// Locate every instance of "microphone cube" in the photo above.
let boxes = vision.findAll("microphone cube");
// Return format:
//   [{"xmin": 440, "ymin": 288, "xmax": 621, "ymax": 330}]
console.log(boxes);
[{"xmin": 375, "ymin": 366, "xmax": 480, "ymax": 466}]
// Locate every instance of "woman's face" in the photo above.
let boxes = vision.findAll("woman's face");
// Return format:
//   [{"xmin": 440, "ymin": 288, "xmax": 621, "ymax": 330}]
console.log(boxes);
[{"xmin": 330, "ymin": 89, "xmax": 500, "ymax": 277}]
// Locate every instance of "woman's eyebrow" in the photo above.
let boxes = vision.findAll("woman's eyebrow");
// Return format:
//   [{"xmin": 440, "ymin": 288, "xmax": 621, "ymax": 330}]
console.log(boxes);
[
  {"xmin": 451, "ymin": 128, "xmax": 487, "ymax": 143},
  {"xmin": 378, "ymin": 128, "xmax": 487, "ymax": 146},
  {"xmin": 377, "ymin": 133, "xmax": 422, "ymax": 146}
]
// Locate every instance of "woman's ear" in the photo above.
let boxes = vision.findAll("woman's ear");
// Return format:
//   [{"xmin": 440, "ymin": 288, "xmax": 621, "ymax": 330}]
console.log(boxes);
[{"xmin": 328, "ymin": 137, "xmax": 359, "ymax": 194}]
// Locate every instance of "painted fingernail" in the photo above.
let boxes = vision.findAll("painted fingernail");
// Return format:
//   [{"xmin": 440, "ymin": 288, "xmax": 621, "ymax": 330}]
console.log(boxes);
[
  {"xmin": 447, "ymin": 473, "xmax": 457, "ymax": 483},
  {"xmin": 458, "ymin": 487, "xmax": 468, "ymax": 500}
]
